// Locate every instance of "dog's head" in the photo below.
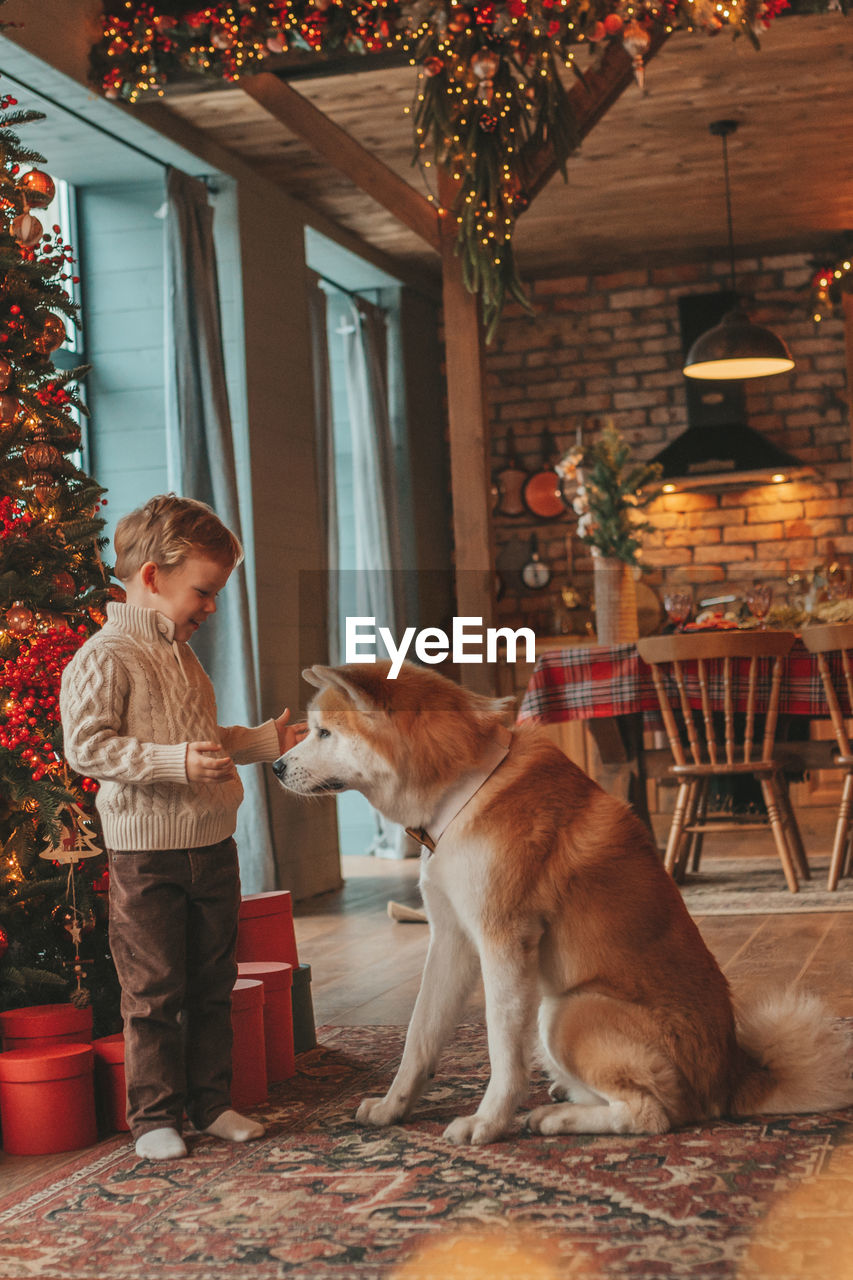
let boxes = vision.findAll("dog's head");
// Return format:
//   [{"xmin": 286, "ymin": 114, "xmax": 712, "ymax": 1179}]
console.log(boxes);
[{"xmin": 272, "ymin": 660, "xmax": 514, "ymax": 822}]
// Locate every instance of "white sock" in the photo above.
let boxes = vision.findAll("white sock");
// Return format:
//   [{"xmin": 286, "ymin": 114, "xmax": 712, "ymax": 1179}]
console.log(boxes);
[
  {"xmin": 203, "ymin": 1108, "xmax": 265, "ymax": 1142},
  {"xmin": 134, "ymin": 1127, "xmax": 187, "ymax": 1161}
]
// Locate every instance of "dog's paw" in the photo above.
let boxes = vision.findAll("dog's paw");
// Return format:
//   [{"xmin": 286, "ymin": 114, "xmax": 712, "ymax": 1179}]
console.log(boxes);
[
  {"xmin": 527, "ymin": 1103, "xmax": 588, "ymax": 1135},
  {"xmin": 443, "ymin": 1114, "xmax": 504, "ymax": 1146},
  {"xmin": 526, "ymin": 1104, "xmax": 564, "ymax": 1135},
  {"xmin": 354, "ymin": 1096, "xmax": 403, "ymax": 1128}
]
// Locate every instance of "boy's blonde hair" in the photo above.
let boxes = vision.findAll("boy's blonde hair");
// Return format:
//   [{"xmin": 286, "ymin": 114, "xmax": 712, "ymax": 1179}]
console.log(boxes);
[{"xmin": 113, "ymin": 494, "xmax": 243, "ymax": 582}]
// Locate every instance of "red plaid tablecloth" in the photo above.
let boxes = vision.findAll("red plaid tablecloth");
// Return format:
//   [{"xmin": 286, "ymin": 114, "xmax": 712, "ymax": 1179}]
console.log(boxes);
[{"xmin": 517, "ymin": 639, "xmax": 840, "ymax": 727}]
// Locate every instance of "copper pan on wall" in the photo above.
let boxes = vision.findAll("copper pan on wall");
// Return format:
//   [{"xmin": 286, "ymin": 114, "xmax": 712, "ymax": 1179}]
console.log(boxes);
[{"xmin": 523, "ymin": 427, "xmax": 569, "ymax": 520}]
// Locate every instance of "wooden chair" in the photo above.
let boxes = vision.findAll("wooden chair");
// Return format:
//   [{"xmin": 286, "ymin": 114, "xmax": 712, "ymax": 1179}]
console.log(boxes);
[
  {"xmin": 800, "ymin": 622, "xmax": 853, "ymax": 890},
  {"xmin": 637, "ymin": 630, "xmax": 808, "ymax": 893}
]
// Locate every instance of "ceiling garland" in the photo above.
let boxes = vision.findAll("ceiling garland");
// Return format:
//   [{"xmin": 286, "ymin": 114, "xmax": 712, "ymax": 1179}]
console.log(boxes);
[{"xmin": 92, "ymin": 0, "xmax": 802, "ymax": 336}]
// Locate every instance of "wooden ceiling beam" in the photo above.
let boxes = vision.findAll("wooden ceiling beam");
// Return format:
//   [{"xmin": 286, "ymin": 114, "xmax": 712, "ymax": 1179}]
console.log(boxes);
[
  {"xmin": 521, "ymin": 27, "xmax": 670, "ymax": 204},
  {"xmin": 241, "ymin": 72, "xmax": 442, "ymax": 252}
]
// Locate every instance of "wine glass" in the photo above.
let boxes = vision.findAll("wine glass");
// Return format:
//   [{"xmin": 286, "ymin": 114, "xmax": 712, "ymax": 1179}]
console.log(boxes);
[
  {"xmin": 745, "ymin": 581, "xmax": 773, "ymax": 629},
  {"xmin": 826, "ymin": 566, "xmax": 850, "ymax": 601},
  {"xmin": 663, "ymin": 589, "xmax": 692, "ymax": 632}
]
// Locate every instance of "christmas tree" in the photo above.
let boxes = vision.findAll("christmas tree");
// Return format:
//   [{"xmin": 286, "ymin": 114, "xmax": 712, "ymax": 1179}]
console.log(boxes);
[
  {"xmin": 0, "ymin": 66, "xmax": 120, "ymax": 1032},
  {"xmin": 559, "ymin": 421, "xmax": 662, "ymax": 566}
]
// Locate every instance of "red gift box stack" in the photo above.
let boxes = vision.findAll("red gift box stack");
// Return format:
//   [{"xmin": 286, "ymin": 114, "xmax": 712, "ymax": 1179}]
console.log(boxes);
[
  {"xmin": 230, "ymin": 889, "xmax": 314, "ymax": 1106},
  {"xmin": 0, "ymin": 893, "xmax": 314, "ymax": 1154},
  {"xmin": 0, "ymin": 1003, "xmax": 98, "ymax": 1155},
  {"xmin": 236, "ymin": 889, "xmax": 315, "ymax": 1055}
]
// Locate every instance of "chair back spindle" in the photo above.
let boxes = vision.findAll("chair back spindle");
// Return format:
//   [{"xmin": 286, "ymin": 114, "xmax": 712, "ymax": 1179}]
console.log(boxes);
[
  {"xmin": 801, "ymin": 622, "xmax": 853, "ymax": 890},
  {"xmin": 697, "ymin": 659, "xmax": 717, "ymax": 765}
]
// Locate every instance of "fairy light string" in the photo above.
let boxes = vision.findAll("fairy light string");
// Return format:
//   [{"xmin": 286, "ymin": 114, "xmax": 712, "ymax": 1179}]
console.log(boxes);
[{"xmin": 92, "ymin": 0, "xmax": 795, "ymax": 336}]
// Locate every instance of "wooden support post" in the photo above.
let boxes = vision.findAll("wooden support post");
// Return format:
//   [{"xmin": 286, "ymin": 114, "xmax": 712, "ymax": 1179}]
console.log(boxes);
[
  {"xmin": 843, "ymin": 292, "xmax": 853, "ymax": 470},
  {"xmin": 438, "ymin": 169, "xmax": 496, "ymax": 693}
]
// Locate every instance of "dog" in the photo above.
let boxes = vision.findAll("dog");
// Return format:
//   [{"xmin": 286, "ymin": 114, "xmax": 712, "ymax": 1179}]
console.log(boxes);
[{"xmin": 273, "ymin": 660, "xmax": 852, "ymax": 1146}]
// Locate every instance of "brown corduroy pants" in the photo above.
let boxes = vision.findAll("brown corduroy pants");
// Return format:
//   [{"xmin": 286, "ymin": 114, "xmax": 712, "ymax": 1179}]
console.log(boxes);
[{"xmin": 107, "ymin": 837, "xmax": 241, "ymax": 1139}]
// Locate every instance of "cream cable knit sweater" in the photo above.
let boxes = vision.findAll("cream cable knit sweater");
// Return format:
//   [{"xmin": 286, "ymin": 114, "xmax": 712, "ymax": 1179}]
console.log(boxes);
[{"xmin": 60, "ymin": 602, "xmax": 280, "ymax": 851}]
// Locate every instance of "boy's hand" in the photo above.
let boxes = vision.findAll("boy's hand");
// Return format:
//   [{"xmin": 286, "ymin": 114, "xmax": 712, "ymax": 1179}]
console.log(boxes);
[
  {"xmin": 275, "ymin": 708, "xmax": 308, "ymax": 754},
  {"xmin": 186, "ymin": 741, "xmax": 236, "ymax": 783}
]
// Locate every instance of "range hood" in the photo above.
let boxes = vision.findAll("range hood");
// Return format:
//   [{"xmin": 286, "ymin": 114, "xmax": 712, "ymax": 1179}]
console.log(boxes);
[{"xmin": 652, "ymin": 292, "xmax": 814, "ymax": 491}]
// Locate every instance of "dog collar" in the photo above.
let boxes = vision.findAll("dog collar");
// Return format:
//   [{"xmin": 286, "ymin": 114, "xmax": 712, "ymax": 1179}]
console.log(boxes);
[{"xmin": 405, "ymin": 725, "xmax": 512, "ymax": 855}]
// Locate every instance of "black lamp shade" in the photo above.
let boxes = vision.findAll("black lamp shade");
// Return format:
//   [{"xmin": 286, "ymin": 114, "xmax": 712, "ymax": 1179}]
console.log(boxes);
[{"xmin": 683, "ymin": 304, "xmax": 795, "ymax": 380}]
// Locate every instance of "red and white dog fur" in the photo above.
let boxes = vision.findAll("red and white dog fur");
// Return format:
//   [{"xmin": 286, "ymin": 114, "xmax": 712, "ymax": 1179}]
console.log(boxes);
[{"xmin": 274, "ymin": 661, "xmax": 852, "ymax": 1146}]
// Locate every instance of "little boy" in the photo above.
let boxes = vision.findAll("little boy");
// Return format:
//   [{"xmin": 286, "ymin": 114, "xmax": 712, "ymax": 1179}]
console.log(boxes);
[{"xmin": 60, "ymin": 494, "xmax": 305, "ymax": 1161}]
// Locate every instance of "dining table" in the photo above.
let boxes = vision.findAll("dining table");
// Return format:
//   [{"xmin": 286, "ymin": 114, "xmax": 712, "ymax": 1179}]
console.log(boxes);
[{"xmin": 516, "ymin": 635, "xmax": 845, "ymax": 832}]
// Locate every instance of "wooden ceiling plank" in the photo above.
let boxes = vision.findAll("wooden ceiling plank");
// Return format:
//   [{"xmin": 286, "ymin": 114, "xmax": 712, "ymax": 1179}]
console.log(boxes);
[{"xmin": 241, "ymin": 71, "xmax": 442, "ymax": 252}]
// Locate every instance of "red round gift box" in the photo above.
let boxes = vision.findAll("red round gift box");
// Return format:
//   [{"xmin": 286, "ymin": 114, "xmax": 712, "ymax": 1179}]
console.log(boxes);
[
  {"xmin": 0, "ymin": 1043, "xmax": 97, "ymax": 1154},
  {"xmin": 92, "ymin": 1032, "xmax": 129, "ymax": 1133},
  {"xmin": 237, "ymin": 961, "xmax": 295, "ymax": 1083},
  {"xmin": 230, "ymin": 977, "xmax": 267, "ymax": 1110},
  {"xmin": 0, "ymin": 1002, "xmax": 93, "ymax": 1052},
  {"xmin": 236, "ymin": 890, "xmax": 298, "ymax": 968}
]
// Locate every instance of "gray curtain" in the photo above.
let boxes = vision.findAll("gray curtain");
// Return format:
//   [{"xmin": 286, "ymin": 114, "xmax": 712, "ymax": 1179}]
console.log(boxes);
[
  {"xmin": 164, "ymin": 166, "xmax": 276, "ymax": 893},
  {"xmin": 308, "ymin": 281, "xmax": 340, "ymax": 663},
  {"xmin": 341, "ymin": 296, "xmax": 407, "ymax": 636},
  {"xmin": 340, "ymin": 296, "xmax": 418, "ymax": 858}
]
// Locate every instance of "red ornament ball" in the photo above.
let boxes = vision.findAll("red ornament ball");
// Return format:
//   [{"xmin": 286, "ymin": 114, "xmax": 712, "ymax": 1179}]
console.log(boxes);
[
  {"xmin": 0, "ymin": 393, "xmax": 18, "ymax": 426},
  {"xmin": 35, "ymin": 313, "xmax": 66, "ymax": 354},
  {"xmin": 33, "ymin": 483, "xmax": 58, "ymax": 507},
  {"xmin": 5, "ymin": 602, "xmax": 33, "ymax": 635},
  {"xmin": 52, "ymin": 571, "xmax": 76, "ymax": 597},
  {"xmin": 470, "ymin": 49, "xmax": 500, "ymax": 80},
  {"xmin": 604, "ymin": 12, "xmax": 623, "ymax": 33},
  {"xmin": 0, "ymin": 926, "xmax": 8, "ymax": 960},
  {"xmin": 19, "ymin": 169, "xmax": 56, "ymax": 209}
]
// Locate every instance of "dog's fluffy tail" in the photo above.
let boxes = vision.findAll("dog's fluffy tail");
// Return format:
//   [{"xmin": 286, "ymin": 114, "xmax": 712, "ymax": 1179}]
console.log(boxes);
[{"xmin": 731, "ymin": 989, "xmax": 853, "ymax": 1117}]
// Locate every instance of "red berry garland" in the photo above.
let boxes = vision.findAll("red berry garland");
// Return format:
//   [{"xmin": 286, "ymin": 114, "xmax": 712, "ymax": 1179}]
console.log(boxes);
[
  {"xmin": 0, "ymin": 495, "xmax": 34, "ymax": 537},
  {"xmin": 0, "ymin": 624, "xmax": 88, "ymax": 778}
]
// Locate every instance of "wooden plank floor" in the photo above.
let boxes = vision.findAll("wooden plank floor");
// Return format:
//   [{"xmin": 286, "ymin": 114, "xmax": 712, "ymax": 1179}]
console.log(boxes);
[
  {"xmin": 3, "ymin": 811, "xmax": 852, "ymax": 1198},
  {"xmin": 298, "ymin": 848, "xmax": 853, "ymax": 1025}
]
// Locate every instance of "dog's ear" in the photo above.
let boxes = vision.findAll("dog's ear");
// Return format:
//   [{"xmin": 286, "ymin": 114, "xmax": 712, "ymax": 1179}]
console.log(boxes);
[
  {"xmin": 302, "ymin": 664, "xmax": 381, "ymax": 714},
  {"xmin": 302, "ymin": 665, "xmax": 333, "ymax": 690}
]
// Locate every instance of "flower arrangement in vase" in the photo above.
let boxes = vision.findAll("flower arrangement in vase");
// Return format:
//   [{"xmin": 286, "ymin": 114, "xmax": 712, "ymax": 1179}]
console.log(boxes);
[{"xmin": 558, "ymin": 421, "xmax": 662, "ymax": 643}]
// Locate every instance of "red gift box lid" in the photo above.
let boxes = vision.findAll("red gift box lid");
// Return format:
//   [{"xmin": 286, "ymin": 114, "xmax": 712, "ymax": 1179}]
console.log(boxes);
[
  {"xmin": 238, "ymin": 890, "xmax": 292, "ymax": 920},
  {"xmin": 0, "ymin": 1043, "xmax": 94, "ymax": 1083},
  {"xmin": 231, "ymin": 977, "xmax": 264, "ymax": 1010},
  {"xmin": 0, "ymin": 1002, "xmax": 93, "ymax": 1039},
  {"xmin": 92, "ymin": 1033, "xmax": 125, "ymax": 1065},
  {"xmin": 237, "ymin": 961, "xmax": 293, "ymax": 991}
]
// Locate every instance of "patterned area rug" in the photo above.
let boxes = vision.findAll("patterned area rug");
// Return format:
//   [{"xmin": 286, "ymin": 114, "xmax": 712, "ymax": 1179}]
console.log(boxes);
[
  {"xmin": 2, "ymin": 1025, "xmax": 852, "ymax": 1280},
  {"xmin": 678, "ymin": 856, "xmax": 853, "ymax": 916}
]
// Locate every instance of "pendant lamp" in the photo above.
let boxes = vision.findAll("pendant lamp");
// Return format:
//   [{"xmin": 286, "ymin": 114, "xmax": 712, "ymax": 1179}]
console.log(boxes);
[{"xmin": 683, "ymin": 120, "xmax": 794, "ymax": 381}]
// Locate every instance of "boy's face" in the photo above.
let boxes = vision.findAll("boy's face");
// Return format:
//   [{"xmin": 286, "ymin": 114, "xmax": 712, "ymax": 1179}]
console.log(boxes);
[{"xmin": 144, "ymin": 553, "xmax": 233, "ymax": 643}]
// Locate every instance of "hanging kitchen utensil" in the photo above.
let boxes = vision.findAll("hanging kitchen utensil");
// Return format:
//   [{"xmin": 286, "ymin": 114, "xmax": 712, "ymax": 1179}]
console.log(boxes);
[
  {"xmin": 494, "ymin": 426, "xmax": 529, "ymax": 517},
  {"xmin": 523, "ymin": 427, "xmax": 569, "ymax": 519},
  {"xmin": 521, "ymin": 534, "xmax": 551, "ymax": 590}
]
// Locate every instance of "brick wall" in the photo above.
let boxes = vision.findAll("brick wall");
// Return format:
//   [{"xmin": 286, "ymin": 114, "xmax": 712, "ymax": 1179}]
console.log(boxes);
[{"xmin": 487, "ymin": 251, "xmax": 851, "ymax": 631}]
